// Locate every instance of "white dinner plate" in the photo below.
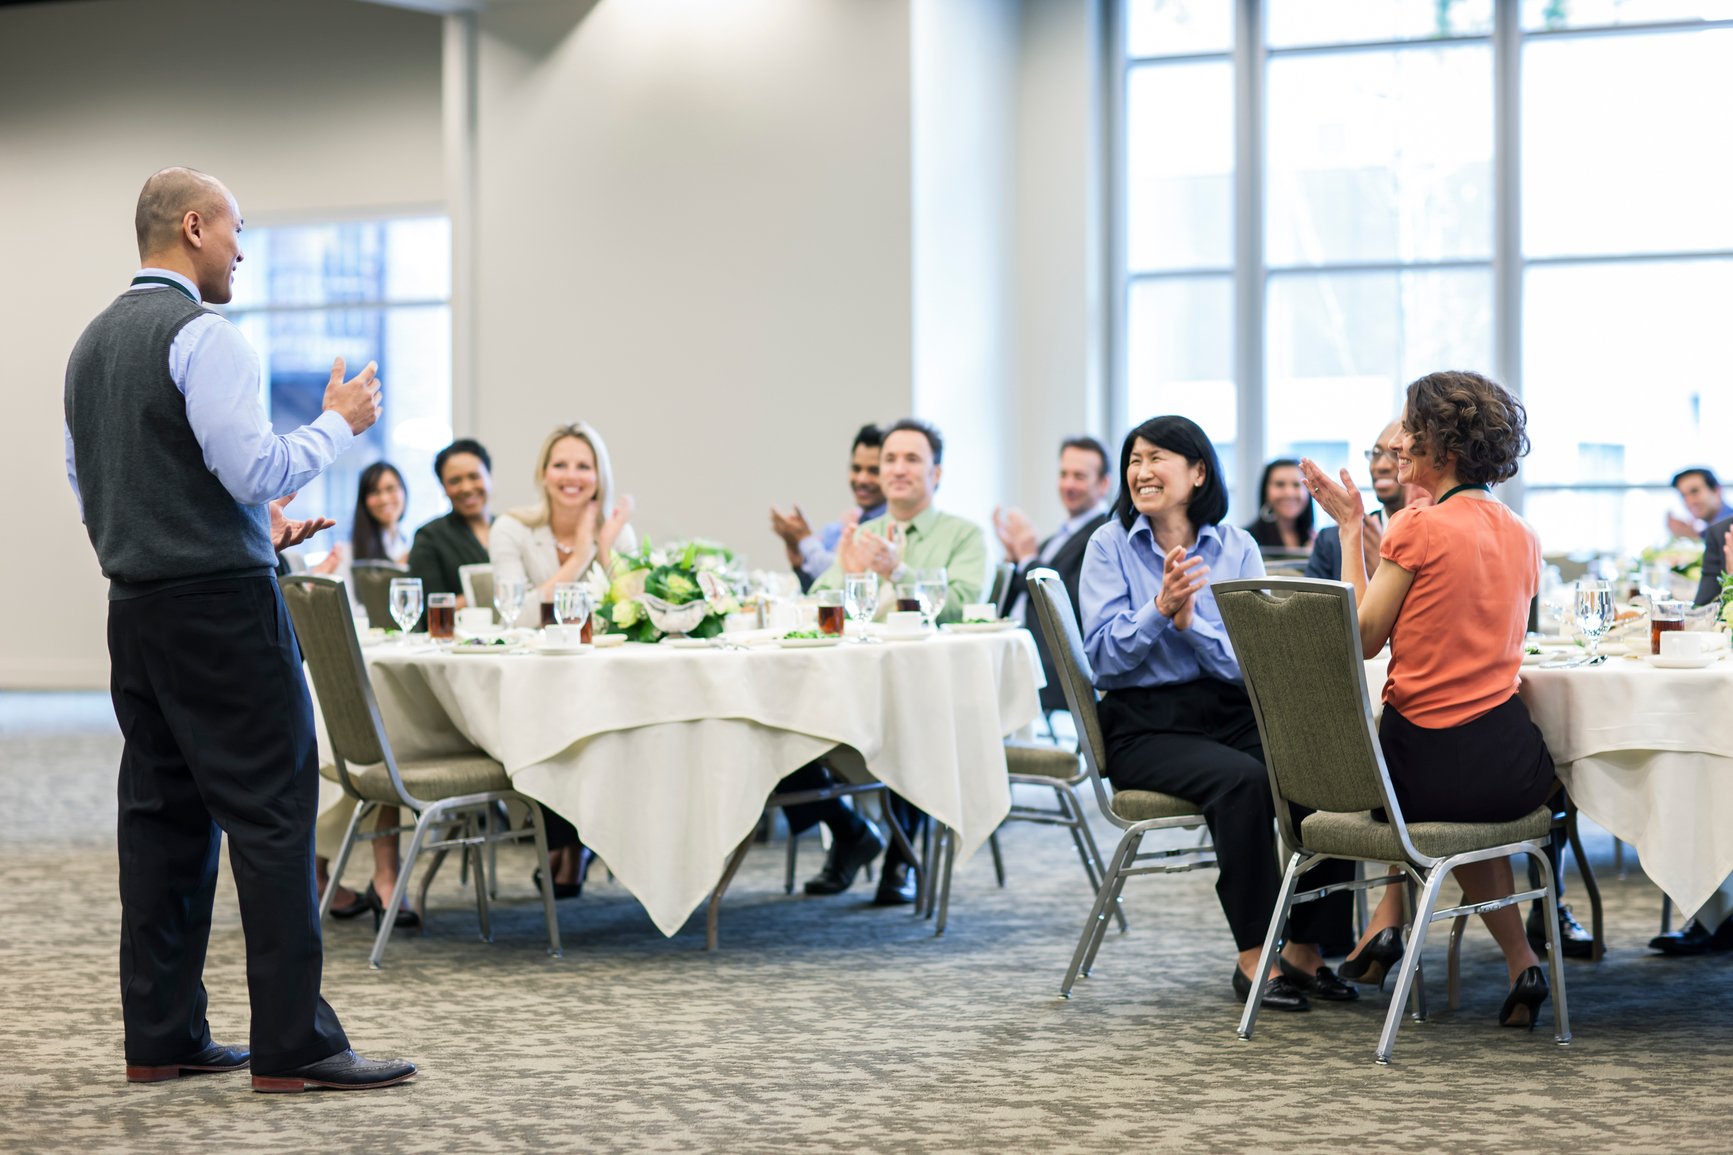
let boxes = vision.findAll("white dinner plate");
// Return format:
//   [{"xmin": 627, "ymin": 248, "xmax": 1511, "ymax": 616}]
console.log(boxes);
[
  {"xmin": 777, "ymin": 636, "xmax": 843, "ymax": 649},
  {"xmin": 877, "ymin": 630, "xmax": 931, "ymax": 643},
  {"xmin": 590, "ymin": 633, "xmax": 625, "ymax": 648},
  {"xmin": 451, "ymin": 642, "xmax": 518, "ymax": 656},
  {"xmin": 1521, "ymin": 651, "xmax": 1548, "ymax": 665},
  {"xmin": 940, "ymin": 621, "xmax": 1017, "ymax": 634},
  {"xmin": 1644, "ymin": 653, "xmax": 1719, "ymax": 670},
  {"xmin": 662, "ymin": 636, "xmax": 716, "ymax": 649},
  {"xmin": 534, "ymin": 643, "xmax": 592, "ymax": 657}
]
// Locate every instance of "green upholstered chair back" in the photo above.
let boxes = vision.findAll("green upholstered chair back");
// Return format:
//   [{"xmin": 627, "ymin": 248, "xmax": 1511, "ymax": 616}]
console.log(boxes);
[
  {"xmin": 459, "ymin": 564, "xmax": 494, "ymax": 623},
  {"xmin": 1212, "ymin": 578, "xmax": 1388, "ymax": 816},
  {"xmin": 280, "ymin": 575, "xmax": 389, "ymax": 770},
  {"xmin": 350, "ymin": 559, "xmax": 408, "ymax": 630},
  {"xmin": 1026, "ymin": 569, "xmax": 1112, "ymax": 783}
]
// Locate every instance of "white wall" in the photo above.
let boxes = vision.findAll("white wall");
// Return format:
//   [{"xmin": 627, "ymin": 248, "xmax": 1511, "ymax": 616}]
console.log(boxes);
[
  {"xmin": 0, "ymin": 0, "xmax": 445, "ymax": 687},
  {"xmin": 469, "ymin": 0, "xmax": 916, "ymax": 562}
]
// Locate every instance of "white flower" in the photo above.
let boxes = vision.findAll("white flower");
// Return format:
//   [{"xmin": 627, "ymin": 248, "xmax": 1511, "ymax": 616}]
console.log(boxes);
[{"xmin": 650, "ymin": 550, "xmax": 668, "ymax": 567}]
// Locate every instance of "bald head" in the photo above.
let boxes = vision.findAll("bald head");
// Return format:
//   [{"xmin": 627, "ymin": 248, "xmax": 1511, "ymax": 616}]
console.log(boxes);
[{"xmin": 134, "ymin": 167, "xmax": 231, "ymax": 260}]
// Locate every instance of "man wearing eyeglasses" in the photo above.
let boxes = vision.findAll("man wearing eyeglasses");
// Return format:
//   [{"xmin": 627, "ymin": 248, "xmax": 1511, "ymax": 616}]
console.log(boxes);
[{"xmin": 1304, "ymin": 421, "xmax": 1409, "ymax": 582}]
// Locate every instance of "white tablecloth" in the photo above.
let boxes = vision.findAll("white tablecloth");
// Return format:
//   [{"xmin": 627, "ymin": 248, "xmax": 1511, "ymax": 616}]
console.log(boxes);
[
  {"xmin": 315, "ymin": 632, "xmax": 1043, "ymax": 935},
  {"xmin": 1366, "ymin": 652, "xmax": 1733, "ymax": 916}
]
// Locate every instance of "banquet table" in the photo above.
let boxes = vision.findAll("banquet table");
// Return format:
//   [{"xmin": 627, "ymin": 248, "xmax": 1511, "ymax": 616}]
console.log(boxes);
[
  {"xmin": 314, "ymin": 630, "xmax": 1044, "ymax": 936},
  {"xmin": 1366, "ymin": 647, "xmax": 1733, "ymax": 918}
]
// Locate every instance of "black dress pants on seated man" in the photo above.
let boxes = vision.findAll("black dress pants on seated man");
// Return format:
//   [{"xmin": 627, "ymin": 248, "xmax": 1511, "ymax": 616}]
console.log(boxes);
[
  {"xmin": 1098, "ymin": 679, "xmax": 1355, "ymax": 956},
  {"xmin": 109, "ymin": 577, "xmax": 349, "ymax": 1075},
  {"xmin": 777, "ymin": 761, "xmax": 903, "ymax": 899}
]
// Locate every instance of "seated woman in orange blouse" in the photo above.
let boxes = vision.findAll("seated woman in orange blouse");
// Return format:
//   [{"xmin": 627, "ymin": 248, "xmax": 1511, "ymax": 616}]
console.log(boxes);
[{"xmin": 1302, "ymin": 370, "xmax": 1555, "ymax": 1031}]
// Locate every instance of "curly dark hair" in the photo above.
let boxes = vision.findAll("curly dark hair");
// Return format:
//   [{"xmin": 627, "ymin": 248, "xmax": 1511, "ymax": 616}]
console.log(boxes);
[{"xmin": 1402, "ymin": 370, "xmax": 1530, "ymax": 486}]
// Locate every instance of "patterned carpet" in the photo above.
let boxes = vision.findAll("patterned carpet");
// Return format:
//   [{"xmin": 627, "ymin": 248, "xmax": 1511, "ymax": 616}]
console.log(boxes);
[{"xmin": 3, "ymin": 691, "xmax": 1731, "ymax": 1153}]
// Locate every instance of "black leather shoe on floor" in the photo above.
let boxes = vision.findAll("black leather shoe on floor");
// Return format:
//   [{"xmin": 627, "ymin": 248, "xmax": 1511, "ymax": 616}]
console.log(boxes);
[
  {"xmin": 1527, "ymin": 903, "xmax": 1594, "ymax": 959},
  {"xmin": 1648, "ymin": 916, "xmax": 1733, "ymax": 956},
  {"xmin": 873, "ymin": 860, "xmax": 918, "ymax": 906},
  {"xmin": 1277, "ymin": 957, "xmax": 1359, "ymax": 1002},
  {"xmin": 252, "ymin": 1049, "xmax": 417, "ymax": 1094},
  {"xmin": 1232, "ymin": 966, "xmax": 1309, "ymax": 1012},
  {"xmin": 127, "ymin": 1042, "xmax": 250, "ymax": 1083},
  {"xmin": 803, "ymin": 819, "xmax": 886, "ymax": 896}
]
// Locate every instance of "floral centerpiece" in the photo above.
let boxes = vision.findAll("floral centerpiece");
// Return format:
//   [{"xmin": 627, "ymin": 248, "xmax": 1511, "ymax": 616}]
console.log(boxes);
[
  {"xmin": 593, "ymin": 537, "xmax": 741, "ymax": 643},
  {"xmin": 1639, "ymin": 539, "xmax": 1705, "ymax": 583}
]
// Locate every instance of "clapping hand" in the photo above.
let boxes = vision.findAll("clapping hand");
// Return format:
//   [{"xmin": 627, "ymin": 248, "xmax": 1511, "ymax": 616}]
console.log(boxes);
[
  {"xmin": 269, "ymin": 491, "xmax": 334, "ymax": 551},
  {"xmin": 769, "ymin": 505, "xmax": 813, "ymax": 548},
  {"xmin": 1156, "ymin": 544, "xmax": 1209, "ymax": 631},
  {"xmin": 838, "ymin": 522, "xmax": 901, "ymax": 578},
  {"xmin": 1299, "ymin": 458, "xmax": 1367, "ymax": 528},
  {"xmin": 1666, "ymin": 512, "xmax": 1700, "ymax": 540},
  {"xmin": 598, "ymin": 495, "xmax": 634, "ymax": 558},
  {"xmin": 992, "ymin": 506, "xmax": 1038, "ymax": 563}
]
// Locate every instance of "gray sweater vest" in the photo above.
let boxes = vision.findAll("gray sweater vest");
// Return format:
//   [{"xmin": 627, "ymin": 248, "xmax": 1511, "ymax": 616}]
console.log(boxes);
[{"xmin": 65, "ymin": 287, "xmax": 275, "ymax": 596}]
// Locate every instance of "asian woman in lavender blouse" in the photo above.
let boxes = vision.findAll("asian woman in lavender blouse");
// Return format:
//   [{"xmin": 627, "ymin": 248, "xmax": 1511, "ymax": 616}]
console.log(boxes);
[{"xmin": 1079, "ymin": 416, "xmax": 1357, "ymax": 1013}]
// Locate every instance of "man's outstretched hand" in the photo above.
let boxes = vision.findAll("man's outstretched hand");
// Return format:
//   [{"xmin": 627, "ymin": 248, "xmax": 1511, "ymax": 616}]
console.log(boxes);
[{"xmin": 270, "ymin": 491, "xmax": 335, "ymax": 551}]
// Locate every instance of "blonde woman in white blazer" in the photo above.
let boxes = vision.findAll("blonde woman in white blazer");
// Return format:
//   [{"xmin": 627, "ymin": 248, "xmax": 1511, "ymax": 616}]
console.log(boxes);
[{"xmin": 490, "ymin": 421, "xmax": 636, "ymax": 630}]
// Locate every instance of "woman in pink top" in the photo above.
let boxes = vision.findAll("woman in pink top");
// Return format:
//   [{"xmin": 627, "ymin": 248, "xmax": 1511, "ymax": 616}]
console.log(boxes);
[{"xmin": 1302, "ymin": 370, "xmax": 1555, "ymax": 1032}]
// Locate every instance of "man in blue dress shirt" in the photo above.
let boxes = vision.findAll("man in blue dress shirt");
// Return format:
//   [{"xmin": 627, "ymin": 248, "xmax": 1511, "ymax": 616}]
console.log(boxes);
[{"xmin": 64, "ymin": 167, "xmax": 414, "ymax": 1093}]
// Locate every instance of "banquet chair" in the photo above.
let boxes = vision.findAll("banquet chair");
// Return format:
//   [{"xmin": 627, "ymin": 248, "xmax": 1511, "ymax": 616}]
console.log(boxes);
[
  {"xmin": 984, "ymin": 740, "xmax": 1124, "ymax": 931},
  {"xmin": 280, "ymin": 575, "xmax": 562, "ymax": 968},
  {"xmin": 988, "ymin": 561, "xmax": 1016, "ymax": 618},
  {"xmin": 350, "ymin": 559, "xmax": 408, "ymax": 630},
  {"xmin": 1024, "ymin": 568, "xmax": 1216, "ymax": 998},
  {"xmin": 459, "ymin": 563, "xmax": 494, "ymax": 621},
  {"xmin": 1213, "ymin": 577, "xmax": 1570, "ymax": 1064}
]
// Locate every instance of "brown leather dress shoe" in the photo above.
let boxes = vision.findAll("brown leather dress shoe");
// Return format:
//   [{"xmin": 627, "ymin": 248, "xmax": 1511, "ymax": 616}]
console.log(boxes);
[{"xmin": 127, "ymin": 1042, "xmax": 250, "ymax": 1083}]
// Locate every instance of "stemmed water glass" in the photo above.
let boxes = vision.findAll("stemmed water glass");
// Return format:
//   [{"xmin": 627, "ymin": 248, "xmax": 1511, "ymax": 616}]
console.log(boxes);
[
  {"xmin": 493, "ymin": 578, "xmax": 528, "ymax": 632},
  {"xmin": 915, "ymin": 567, "xmax": 948, "ymax": 626},
  {"xmin": 388, "ymin": 577, "xmax": 423, "ymax": 637},
  {"xmin": 844, "ymin": 571, "xmax": 879, "ymax": 643},
  {"xmin": 1573, "ymin": 578, "xmax": 1614, "ymax": 662}
]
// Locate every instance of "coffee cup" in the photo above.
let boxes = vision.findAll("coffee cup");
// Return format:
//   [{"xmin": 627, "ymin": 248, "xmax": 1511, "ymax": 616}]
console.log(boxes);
[
  {"xmin": 543, "ymin": 624, "xmax": 585, "ymax": 648},
  {"xmin": 456, "ymin": 607, "xmax": 494, "ymax": 634},
  {"xmin": 962, "ymin": 602, "xmax": 997, "ymax": 622},
  {"xmin": 885, "ymin": 610, "xmax": 926, "ymax": 634},
  {"xmin": 1659, "ymin": 631, "xmax": 1710, "ymax": 659}
]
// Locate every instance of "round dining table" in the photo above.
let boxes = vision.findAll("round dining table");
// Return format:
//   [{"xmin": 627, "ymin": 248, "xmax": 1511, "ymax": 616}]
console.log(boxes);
[
  {"xmin": 313, "ymin": 628, "xmax": 1044, "ymax": 936},
  {"xmin": 1367, "ymin": 641, "xmax": 1733, "ymax": 919}
]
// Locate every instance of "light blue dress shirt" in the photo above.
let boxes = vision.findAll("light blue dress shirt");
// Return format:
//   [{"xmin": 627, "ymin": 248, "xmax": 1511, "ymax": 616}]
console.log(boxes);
[
  {"xmin": 1079, "ymin": 515, "xmax": 1265, "ymax": 691},
  {"xmin": 65, "ymin": 267, "xmax": 355, "ymax": 518}
]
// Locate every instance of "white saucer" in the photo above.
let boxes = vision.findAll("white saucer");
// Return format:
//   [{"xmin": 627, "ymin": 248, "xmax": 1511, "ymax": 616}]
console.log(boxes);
[
  {"xmin": 451, "ymin": 641, "xmax": 517, "ymax": 656},
  {"xmin": 1644, "ymin": 653, "xmax": 1719, "ymax": 670},
  {"xmin": 534, "ymin": 643, "xmax": 592, "ymax": 657},
  {"xmin": 591, "ymin": 633, "xmax": 625, "ymax": 648},
  {"xmin": 662, "ymin": 636, "xmax": 715, "ymax": 649},
  {"xmin": 1521, "ymin": 651, "xmax": 1547, "ymax": 666},
  {"xmin": 777, "ymin": 636, "xmax": 843, "ymax": 649},
  {"xmin": 940, "ymin": 620, "xmax": 1017, "ymax": 634},
  {"xmin": 878, "ymin": 630, "xmax": 931, "ymax": 643}
]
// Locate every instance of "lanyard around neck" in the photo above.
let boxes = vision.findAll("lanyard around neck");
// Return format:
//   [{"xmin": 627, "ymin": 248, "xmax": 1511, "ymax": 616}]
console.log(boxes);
[
  {"xmin": 1436, "ymin": 483, "xmax": 1492, "ymax": 504},
  {"xmin": 130, "ymin": 275, "xmax": 197, "ymax": 303}
]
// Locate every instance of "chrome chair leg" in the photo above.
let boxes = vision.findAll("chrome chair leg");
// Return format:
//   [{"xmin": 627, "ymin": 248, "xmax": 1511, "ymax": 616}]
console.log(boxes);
[
  {"xmin": 470, "ymin": 817, "xmax": 494, "ymax": 944},
  {"xmin": 1446, "ymin": 915, "xmax": 1468, "ymax": 1011},
  {"xmin": 524, "ymin": 801, "xmax": 563, "ymax": 958},
  {"xmin": 1376, "ymin": 869, "xmax": 1449, "ymax": 1064},
  {"xmin": 319, "ymin": 801, "xmax": 373, "ymax": 922},
  {"xmin": 1536, "ymin": 851, "xmax": 1573, "ymax": 1044},
  {"xmin": 1239, "ymin": 851, "xmax": 1305, "ymax": 1042},
  {"xmin": 989, "ymin": 830, "xmax": 1006, "ymax": 888},
  {"xmin": 934, "ymin": 826, "xmax": 958, "ymax": 936},
  {"xmin": 706, "ymin": 833, "xmax": 755, "ymax": 951},
  {"xmin": 1080, "ymin": 861, "xmax": 1137, "ymax": 977},
  {"xmin": 784, "ymin": 824, "xmax": 799, "ymax": 895},
  {"xmin": 1061, "ymin": 785, "xmax": 1127, "ymax": 933},
  {"xmin": 371, "ymin": 804, "xmax": 440, "ymax": 969},
  {"xmin": 1061, "ymin": 830, "xmax": 1139, "ymax": 997}
]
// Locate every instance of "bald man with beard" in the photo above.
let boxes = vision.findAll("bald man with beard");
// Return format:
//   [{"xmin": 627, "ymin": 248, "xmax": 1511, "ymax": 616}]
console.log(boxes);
[{"xmin": 64, "ymin": 168, "xmax": 415, "ymax": 1092}]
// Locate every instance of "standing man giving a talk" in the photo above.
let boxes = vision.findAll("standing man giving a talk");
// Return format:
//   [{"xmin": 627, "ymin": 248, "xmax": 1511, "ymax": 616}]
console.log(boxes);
[{"xmin": 63, "ymin": 167, "xmax": 416, "ymax": 1093}]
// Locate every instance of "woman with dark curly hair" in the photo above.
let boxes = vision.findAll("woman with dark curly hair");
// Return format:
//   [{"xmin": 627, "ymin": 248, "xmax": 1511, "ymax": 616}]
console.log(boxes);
[{"xmin": 1302, "ymin": 369, "xmax": 1556, "ymax": 1031}]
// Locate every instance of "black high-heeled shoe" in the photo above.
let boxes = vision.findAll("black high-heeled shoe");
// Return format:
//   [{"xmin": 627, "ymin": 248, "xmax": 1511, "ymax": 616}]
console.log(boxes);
[
  {"xmin": 366, "ymin": 882, "xmax": 421, "ymax": 931},
  {"xmin": 1499, "ymin": 965, "xmax": 1549, "ymax": 1030},
  {"xmin": 327, "ymin": 887, "xmax": 370, "ymax": 921},
  {"xmin": 1338, "ymin": 926, "xmax": 1404, "ymax": 991},
  {"xmin": 532, "ymin": 867, "xmax": 581, "ymax": 901}
]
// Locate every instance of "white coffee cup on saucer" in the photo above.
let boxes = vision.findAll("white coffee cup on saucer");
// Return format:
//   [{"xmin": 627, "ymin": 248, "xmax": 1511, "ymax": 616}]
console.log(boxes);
[
  {"xmin": 962, "ymin": 602, "xmax": 997, "ymax": 622},
  {"xmin": 885, "ymin": 610, "xmax": 926, "ymax": 633},
  {"xmin": 456, "ymin": 607, "xmax": 493, "ymax": 634},
  {"xmin": 543, "ymin": 624, "xmax": 585, "ymax": 648}
]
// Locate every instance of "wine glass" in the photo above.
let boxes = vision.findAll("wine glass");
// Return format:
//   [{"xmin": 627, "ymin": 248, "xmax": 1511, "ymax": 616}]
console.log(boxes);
[
  {"xmin": 493, "ymin": 578, "xmax": 528, "ymax": 631},
  {"xmin": 388, "ymin": 577, "xmax": 423, "ymax": 636},
  {"xmin": 1573, "ymin": 579, "xmax": 1614, "ymax": 661},
  {"xmin": 915, "ymin": 567, "xmax": 948, "ymax": 626},
  {"xmin": 843, "ymin": 571, "xmax": 878, "ymax": 643}
]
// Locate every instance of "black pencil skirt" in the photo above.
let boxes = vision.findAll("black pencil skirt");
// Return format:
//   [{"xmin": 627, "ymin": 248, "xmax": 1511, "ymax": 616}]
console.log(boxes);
[{"xmin": 1377, "ymin": 694, "xmax": 1555, "ymax": 824}]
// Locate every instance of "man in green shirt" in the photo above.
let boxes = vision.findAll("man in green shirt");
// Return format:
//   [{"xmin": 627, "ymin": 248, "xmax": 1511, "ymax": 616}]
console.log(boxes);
[
  {"xmin": 810, "ymin": 420, "xmax": 987, "ymax": 624},
  {"xmin": 793, "ymin": 419, "xmax": 989, "ymax": 904}
]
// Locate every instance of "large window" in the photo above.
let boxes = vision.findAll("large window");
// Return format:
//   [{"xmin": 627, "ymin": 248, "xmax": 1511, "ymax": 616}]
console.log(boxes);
[
  {"xmin": 1118, "ymin": 0, "xmax": 1733, "ymax": 553},
  {"xmin": 223, "ymin": 217, "xmax": 453, "ymax": 545}
]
